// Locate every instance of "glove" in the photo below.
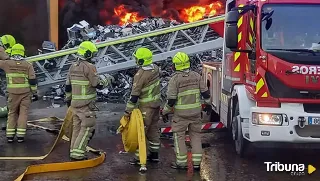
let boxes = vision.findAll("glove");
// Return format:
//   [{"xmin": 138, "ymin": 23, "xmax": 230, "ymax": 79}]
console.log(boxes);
[
  {"xmin": 32, "ymin": 94, "xmax": 39, "ymax": 102},
  {"xmin": 66, "ymin": 100, "xmax": 71, "ymax": 107},
  {"xmin": 162, "ymin": 114, "xmax": 169, "ymax": 123},
  {"xmin": 203, "ymin": 104, "xmax": 212, "ymax": 115},
  {"xmin": 124, "ymin": 111, "xmax": 131, "ymax": 119}
]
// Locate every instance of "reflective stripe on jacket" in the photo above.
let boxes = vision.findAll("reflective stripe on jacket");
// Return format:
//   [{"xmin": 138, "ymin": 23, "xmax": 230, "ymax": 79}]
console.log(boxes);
[
  {"xmin": 0, "ymin": 59, "xmax": 36, "ymax": 94},
  {"xmin": 166, "ymin": 70, "xmax": 207, "ymax": 118},
  {"xmin": 139, "ymin": 79, "xmax": 161, "ymax": 104},
  {"xmin": 175, "ymin": 89, "xmax": 201, "ymax": 110},
  {"xmin": 71, "ymin": 80, "xmax": 96, "ymax": 100},
  {"xmin": 6, "ymin": 73, "xmax": 30, "ymax": 88},
  {"xmin": 126, "ymin": 64, "xmax": 161, "ymax": 111},
  {"xmin": 66, "ymin": 61, "xmax": 99, "ymax": 108}
]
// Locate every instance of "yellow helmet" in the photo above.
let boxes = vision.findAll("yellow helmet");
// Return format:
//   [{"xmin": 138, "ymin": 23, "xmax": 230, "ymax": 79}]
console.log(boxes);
[
  {"xmin": 5, "ymin": 48, "xmax": 11, "ymax": 54},
  {"xmin": 172, "ymin": 52, "xmax": 190, "ymax": 71},
  {"xmin": 77, "ymin": 41, "xmax": 98, "ymax": 59},
  {"xmin": 0, "ymin": 35, "xmax": 16, "ymax": 49},
  {"xmin": 10, "ymin": 44, "xmax": 25, "ymax": 57},
  {"xmin": 133, "ymin": 47, "xmax": 153, "ymax": 66}
]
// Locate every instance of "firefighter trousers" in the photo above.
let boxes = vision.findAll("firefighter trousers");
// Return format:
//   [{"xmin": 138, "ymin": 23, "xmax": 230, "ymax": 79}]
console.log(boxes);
[
  {"xmin": 172, "ymin": 115, "xmax": 202, "ymax": 167},
  {"xmin": 134, "ymin": 106, "xmax": 161, "ymax": 158},
  {"xmin": 70, "ymin": 105, "xmax": 96, "ymax": 160},
  {"xmin": 6, "ymin": 92, "xmax": 31, "ymax": 138}
]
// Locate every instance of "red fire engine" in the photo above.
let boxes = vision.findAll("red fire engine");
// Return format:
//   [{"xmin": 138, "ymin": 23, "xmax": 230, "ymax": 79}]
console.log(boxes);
[{"xmin": 204, "ymin": 0, "xmax": 320, "ymax": 157}]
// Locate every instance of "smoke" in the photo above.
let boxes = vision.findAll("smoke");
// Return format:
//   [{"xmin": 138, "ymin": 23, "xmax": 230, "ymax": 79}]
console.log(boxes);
[
  {"xmin": 0, "ymin": 0, "xmax": 50, "ymax": 55},
  {"xmin": 58, "ymin": 0, "xmax": 225, "ymax": 47}
]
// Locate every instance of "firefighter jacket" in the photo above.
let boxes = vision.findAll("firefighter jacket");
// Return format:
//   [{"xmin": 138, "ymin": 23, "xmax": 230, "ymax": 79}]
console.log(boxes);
[
  {"xmin": 0, "ymin": 58, "xmax": 37, "ymax": 94},
  {"xmin": 65, "ymin": 60, "xmax": 102, "ymax": 108},
  {"xmin": 125, "ymin": 64, "xmax": 161, "ymax": 113},
  {"xmin": 163, "ymin": 70, "xmax": 210, "ymax": 118},
  {"xmin": 0, "ymin": 47, "xmax": 9, "ymax": 60}
]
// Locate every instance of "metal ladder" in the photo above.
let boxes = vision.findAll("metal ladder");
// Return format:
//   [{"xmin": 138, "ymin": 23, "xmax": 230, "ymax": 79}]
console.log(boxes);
[{"xmin": 25, "ymin": 15, "xmax": 225, "ymax": 91}]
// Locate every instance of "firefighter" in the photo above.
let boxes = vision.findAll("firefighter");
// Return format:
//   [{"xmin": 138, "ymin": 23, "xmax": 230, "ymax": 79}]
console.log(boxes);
[
  {"xmin": 125, "ymin": 47, "xmax": 161, "ymax": 166},
  {"xmin": 162, "ymin": 52, "xmax": 211, "ymax": 170},
  {"xmin": 0, "ymin": 35, "xmax": 16, "ymax": 130},
  {"xmin": 0, "ymin": 43, "xmax": 38, "ymax": 143},
  {"xmin": 65, "ymin": 41, "xmax": 114, "ymax": 161},
  {"xmin": 0, "ymin": 34, "xmax": 16, "ymax": 59}
]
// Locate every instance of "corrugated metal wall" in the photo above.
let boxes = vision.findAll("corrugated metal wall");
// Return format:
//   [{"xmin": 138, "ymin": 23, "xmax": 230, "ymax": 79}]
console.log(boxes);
[{"xmin": 0, "ymin": 0, "xmax": 49, "ymax": 55}]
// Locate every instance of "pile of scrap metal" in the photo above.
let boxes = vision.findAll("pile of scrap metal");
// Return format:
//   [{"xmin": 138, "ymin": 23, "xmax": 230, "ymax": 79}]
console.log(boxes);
[{"xmin": 63, "ymin": 18, "xmax": 181, "ymax": 49}]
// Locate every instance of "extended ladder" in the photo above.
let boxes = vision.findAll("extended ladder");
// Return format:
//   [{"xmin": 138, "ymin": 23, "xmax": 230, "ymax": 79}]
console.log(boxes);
[{"xmin": 25, "ymin": 15, "xmax": 225, "ymax": 91}]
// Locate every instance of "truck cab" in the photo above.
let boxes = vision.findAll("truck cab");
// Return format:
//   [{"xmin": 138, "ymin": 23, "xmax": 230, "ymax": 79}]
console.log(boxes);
[{"xmin": 203, "ymin": 0, "xmax": 320, "ymax": 156}]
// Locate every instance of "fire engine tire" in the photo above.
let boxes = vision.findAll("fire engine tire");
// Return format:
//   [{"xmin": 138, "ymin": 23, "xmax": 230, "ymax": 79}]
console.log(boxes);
[
  {"xmin": 0, "ymin": 108, "xmax": 106, "ymax": 181},
  {"xmin": 232, "ymin": 102, "xmax": 248, "ymax": 158}
]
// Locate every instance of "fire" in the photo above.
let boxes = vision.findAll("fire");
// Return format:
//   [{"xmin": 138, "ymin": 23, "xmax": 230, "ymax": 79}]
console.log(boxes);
[
  {"xmin": 180, "ymin": 2, "xmax": 223, "ymax": 22},
  {"xmin": 114, "ymin": 5, "xmax": 144, "ymax": 25},
  {"xmin": 111, "ymin": 1, "xmax": 224, "ymax": 26}
]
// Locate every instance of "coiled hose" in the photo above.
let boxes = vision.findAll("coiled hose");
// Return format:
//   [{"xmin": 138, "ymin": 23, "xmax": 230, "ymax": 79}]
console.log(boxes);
[{"xmin": 117, "ymin": 109, "xmax": 147, "ymax": 171}]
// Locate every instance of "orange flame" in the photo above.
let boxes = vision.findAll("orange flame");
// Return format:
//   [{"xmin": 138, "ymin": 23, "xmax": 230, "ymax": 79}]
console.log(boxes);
[
  {"xmin": 114, "ymin": 5, "xmax": 144, "ymax": 25},
  {"xmin": 180, "ymin": 2, "xmax": 223, "ymax": 22},
  {"xmin": 112, "ymin": 2, "xmax": 224, "ymax": 26}
]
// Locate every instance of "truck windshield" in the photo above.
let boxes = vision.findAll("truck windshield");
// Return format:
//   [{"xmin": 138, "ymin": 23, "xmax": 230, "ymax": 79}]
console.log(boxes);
[{"xmin": 261, "ymin": 4, "xmax": 320, "ymax": 60}]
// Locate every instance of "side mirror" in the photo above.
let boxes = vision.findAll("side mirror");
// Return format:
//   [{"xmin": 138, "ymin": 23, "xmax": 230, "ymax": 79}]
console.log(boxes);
[
  {"xmin": 226, "ymin": 9, "xmax": 240, "ymax": 24},
  {"xmin": 225, "ymin": 10, "xmax": 240, "ymax": 50}
]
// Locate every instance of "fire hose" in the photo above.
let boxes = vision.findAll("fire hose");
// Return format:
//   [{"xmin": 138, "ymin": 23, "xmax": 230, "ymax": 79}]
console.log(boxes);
[
  {"xmin": 117, "ymin": 109, "xmax": 147, "ymax": 172},
  {"xmin": 0, "ymin": 108, "xmax": 106, "ymax": 181}
]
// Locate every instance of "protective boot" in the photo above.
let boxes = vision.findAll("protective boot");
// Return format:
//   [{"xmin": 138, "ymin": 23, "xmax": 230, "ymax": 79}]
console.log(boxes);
[
  {"xmin": 7, "ymin": 137, "xmax": 14, "ymax": 143},
  {"xmin": 70, "ymin": 156, "xmax": 88, "ymax": 161},
  {"xmin": 193, "ymin": 165, "xmax": 200, "ymax": 171},
  {"xmin": 147, "ymin": 152, "xmax": 159, "ymax": 162},
  {"xmin": 129, "ymin": 158, "xmax": 140, "ymax": 165},
  {"xmin": 17, "ymin": 137, "xmax": 24, "ymax": 143},
  {"xmin": 170, "ymin": 162, "xmax": 187, "ymax": 170}
]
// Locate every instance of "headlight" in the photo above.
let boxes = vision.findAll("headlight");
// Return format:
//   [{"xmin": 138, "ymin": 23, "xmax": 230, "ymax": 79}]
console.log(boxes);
[{"xmin": 252, "ymin": 113, "xmax": 283, "ymax": 125}]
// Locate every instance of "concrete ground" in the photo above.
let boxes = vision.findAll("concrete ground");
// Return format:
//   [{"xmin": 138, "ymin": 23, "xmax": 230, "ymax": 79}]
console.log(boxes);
[{"xmin": 0, "ymin": 99, "xmax": 319, "ymax": 181}]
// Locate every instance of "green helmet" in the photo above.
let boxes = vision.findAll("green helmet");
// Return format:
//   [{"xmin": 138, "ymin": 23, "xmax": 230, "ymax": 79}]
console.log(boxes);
[
  {"xmin": 133, "ymin": 47, "xmax": 153, "ymax": 66},
  {"xmin": 172, "ymin": 52, "xmax": 190, "ymax": 71},
  {"xmin": 77, "ymin": 41, "xmax": 98, "ymax": 60},
  {"xmin": 0, "ymin": 35, "xmax": 16, "ymax": 50},
  {"xmin": 10, "ymin": 44, "xmax": 25, "ymax": 57}
]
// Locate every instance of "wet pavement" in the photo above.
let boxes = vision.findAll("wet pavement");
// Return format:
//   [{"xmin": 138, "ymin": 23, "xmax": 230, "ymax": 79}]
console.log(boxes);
[{"xmin": 0, "ymin": 100, "xmax": 320, "ymax": 181}]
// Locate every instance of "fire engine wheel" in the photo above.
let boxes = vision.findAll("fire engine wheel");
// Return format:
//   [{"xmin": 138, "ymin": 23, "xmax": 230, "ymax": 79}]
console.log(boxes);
[{"xmin": 232, "ymin": 102, "xmax": 247, "ymax": 157}]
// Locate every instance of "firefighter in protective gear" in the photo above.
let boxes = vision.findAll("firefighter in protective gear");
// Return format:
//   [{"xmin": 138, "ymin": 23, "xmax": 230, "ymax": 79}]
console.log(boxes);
[
  {"xmin": 162, "ymin": 52, "xmax": 211, "ymax": 170},
  {"xmin": 0, "ymin": 44, "xmax": 38, "ymax": 143},
  {"xmin": 0, "ymin": 35, "xmax": 16, "ymax": 60},
  {"xmin": 65, "ymin": 41, "xmax": 114, "ymax": 161},
  {"xmin": 125, "ymin": 47, "xmax": 161, "ymax": 166}
]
